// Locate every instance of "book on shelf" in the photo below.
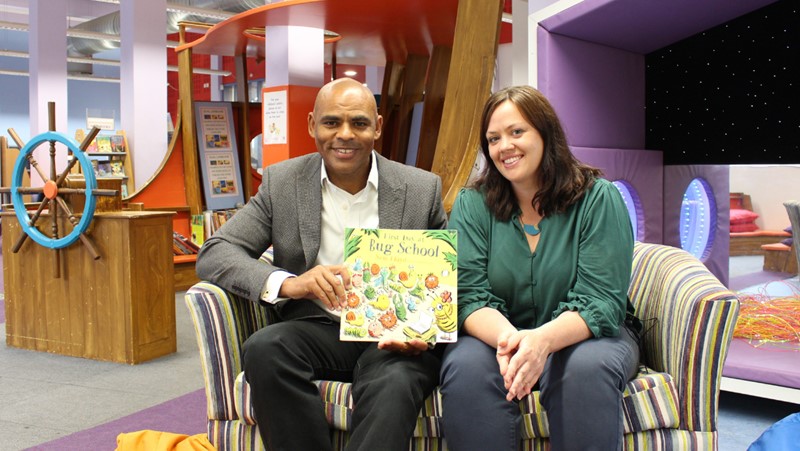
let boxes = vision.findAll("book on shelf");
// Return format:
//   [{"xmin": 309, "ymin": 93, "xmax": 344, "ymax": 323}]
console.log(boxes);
[
  {"xmin": 86, "ymin": 138, "xmax": 98, "ymax": 153},
  {"xmin": 339, "ymin": 228, "xmax": 458, "ymax": 344},
  {"xmin": 172, "ymin": 232, "xmax": 201, "ymax": 255},
  {"xmin": 110, "ymin": 134, "xmax": 126, "ymax": 153},
  {"xmin": 202, "ymin": 208, "xmax": 241, "ymax": 238},
  {"xmin": 96, "ymin": 135, "xmax": 112, "ymax": 153},
  {"xmin": 190, "ymin": 214, "xmax": 205, "ymax": 247},
  {"xmin": 109, "ymin": 161, "xmax": 125, "ymax": 177},
  {"xmin": 96, "ymin": 161, "xmax": 111, "ymax": 176}
]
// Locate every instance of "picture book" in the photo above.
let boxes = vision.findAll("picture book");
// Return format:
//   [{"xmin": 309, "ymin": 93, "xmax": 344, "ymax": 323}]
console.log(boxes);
[
  {"xmin": 340, "ymin": 228, "xmax": 458, "ymax": 344},
  {"xmin": 96, "ymin": 161, "xmax": 111, "ymax": 176},
  {"xmin": 110, "ymin": 134, "xmax": 126, "ymax": 152},
  {"xmin": 96, "ymin": 135, "xmax": 112, "ymax": 153},
  {"xmin": 110, "ymin": 161, "xmax": 125, "ymax": 177},
  {"xmin": 191, "ymin": 214, "xmax": 205, "ymax": 247}
]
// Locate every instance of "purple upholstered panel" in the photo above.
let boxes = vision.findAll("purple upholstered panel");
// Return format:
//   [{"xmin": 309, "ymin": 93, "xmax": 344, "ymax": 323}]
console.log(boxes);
[
  {"xmin": 663, "ymin": 165, "xmax": 730, "ymax": 287},
  {"xmin": 572, "ymin": 147, "xmax": 663, "ymax": 244},
  {"xmin": 724, "ymin": 338, "xmax": 800, "ymax": 389},
  {"xmin": 537, "ymin": 27, "xmax": 644, "ymax": 150},
  {"xmin": 539, "ymin": 0, "xmax": 779, "ymax": 54}
]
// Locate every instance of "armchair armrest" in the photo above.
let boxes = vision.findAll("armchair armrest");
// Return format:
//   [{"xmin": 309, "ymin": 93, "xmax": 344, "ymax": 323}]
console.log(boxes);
[
  {"xmin": 629, "ymin": 242, "xmax": 740, "ymax": 432},
  {"xmin": 185, "ymin": 281, "xmax": 277, "ymax": 421}
]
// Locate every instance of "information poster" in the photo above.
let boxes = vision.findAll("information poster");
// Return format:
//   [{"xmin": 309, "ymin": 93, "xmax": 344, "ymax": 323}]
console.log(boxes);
[
  {"xmin": 194, "ymin": 102, "xmax": 244, "ymax": 210},
  {"xmin": 263, "ymin": 90, "xmax": 287, "ymax": 145},
  {"xmin": 86, "ymin": 108, "xmax": 115, "ymax": 130}
]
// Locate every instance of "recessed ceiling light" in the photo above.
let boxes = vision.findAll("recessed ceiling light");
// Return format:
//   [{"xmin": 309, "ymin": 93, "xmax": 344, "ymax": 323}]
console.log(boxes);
[{"xmin": 344, "ymin": 70, "xmax": 357, "ymax": 76}]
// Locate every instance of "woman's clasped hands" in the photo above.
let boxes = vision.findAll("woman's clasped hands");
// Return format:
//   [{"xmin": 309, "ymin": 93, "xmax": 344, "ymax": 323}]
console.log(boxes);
[{"xmin": 496, "ymin": 329, "xmax": 550, "ymax": 402}]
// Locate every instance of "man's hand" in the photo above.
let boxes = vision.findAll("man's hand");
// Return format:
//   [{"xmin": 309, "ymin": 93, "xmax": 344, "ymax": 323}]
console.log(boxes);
[
  {"xmin": 279, "ymin": 265, "xmax": 351, "ymax": 311},
  {"xmin": 377, "ymin": 338, "xmax": 430, "ymax": 356}
]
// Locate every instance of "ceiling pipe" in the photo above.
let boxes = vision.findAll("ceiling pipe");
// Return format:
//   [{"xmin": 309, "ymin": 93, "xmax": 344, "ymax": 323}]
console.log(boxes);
[{"xmin": 67, "ymin": 0, "xmax": 264, "ymax": 57}]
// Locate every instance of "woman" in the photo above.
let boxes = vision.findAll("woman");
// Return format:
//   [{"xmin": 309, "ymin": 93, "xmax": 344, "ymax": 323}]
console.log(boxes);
[{"xmin": 440, "ymin": 86, "xmax": 641, "ymax": 450}]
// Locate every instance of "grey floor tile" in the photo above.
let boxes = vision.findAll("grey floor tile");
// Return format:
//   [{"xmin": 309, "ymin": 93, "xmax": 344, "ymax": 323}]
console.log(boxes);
[{"xmin": 0, "ymin": 419, "xmax": 70, "ymax": 451}]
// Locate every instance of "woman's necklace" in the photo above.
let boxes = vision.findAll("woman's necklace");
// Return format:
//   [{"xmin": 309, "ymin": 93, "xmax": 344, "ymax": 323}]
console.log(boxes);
[
  {"xmin": 519, "ymin": 213, "xmax": 541, "ymax": 236},
  {"xmin": 522, "ymin": 222, "xmax": 540, "ymax": 236}
]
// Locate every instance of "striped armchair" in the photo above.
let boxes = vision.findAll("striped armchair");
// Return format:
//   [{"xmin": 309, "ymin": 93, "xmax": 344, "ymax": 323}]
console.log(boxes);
[{"xmin": 185, "ymin": 242, "xmax": 739, "ymax": 450}]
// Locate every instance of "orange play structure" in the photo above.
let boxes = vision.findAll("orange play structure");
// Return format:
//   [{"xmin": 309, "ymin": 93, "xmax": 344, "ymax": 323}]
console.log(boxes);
[{"xmin": 124, "ymin": 0, "xmax": 506, "ymax": 289}]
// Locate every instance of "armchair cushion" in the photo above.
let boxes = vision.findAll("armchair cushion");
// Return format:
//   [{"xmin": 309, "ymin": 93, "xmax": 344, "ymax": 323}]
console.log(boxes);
[
  {"xmin": 186, "ymin": 242, "xmax": 739, "ymax": 450},
  {"xmin": 231, "ymin": 367, "xmax": 681, "ymax": 440}
]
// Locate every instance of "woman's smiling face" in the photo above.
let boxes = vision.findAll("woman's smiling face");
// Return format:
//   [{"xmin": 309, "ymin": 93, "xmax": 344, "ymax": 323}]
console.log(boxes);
[{"xmin": 485, "ymin": 100, "xmax": 544, "ymax": 191}]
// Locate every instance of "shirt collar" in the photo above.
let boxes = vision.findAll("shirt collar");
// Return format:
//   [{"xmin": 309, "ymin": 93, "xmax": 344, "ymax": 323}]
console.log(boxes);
[{"xmin": 320, "ymin": 150, "xmax": 379, "ymax": 193}]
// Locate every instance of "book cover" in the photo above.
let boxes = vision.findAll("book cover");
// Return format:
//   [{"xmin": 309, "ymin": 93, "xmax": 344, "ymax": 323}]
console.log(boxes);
[
  {"xmin": 173, "ymin": 232, "xmax": 200, "ymax": 254},
  {"xmin": 191, "ymin": 214, "xmax": 205, "ymax": 247},
  {"xmin": 340, "ymin": 228, "xmax": 458, "ymax": 344},
  {"xmin": 96, "ymin": 161, "xmax": 111, "ymax": 176},
  {"xmin": 96, "ymin": 135, "xmax": 112, "ymax": 153},
  {"xmin": 110, "ymin": 134, "xmax": 126, "ymax": 152},
  {"xmin": 110, "ymin": 161, "xmax": 125, "ymax": 177}
]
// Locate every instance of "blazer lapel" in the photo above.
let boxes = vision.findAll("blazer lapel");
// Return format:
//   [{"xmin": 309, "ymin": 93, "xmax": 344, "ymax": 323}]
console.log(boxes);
[
  {"xmin": 297, "ymin": 155, "xmax": 322, "ymax": 267},
  {"xmin": 376, "ymin": 155, "xmax": 406, "ymax": 229}
]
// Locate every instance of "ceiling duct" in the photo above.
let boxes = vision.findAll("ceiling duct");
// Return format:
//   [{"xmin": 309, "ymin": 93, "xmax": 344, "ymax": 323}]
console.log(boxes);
[{"xmin": 67, "ymin": 0, "xmax": 265, "ymax": 57}]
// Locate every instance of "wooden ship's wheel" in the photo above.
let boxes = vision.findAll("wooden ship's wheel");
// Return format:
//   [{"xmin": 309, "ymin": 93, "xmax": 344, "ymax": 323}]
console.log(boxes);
[{"xmin": 1, "ymin": 103, "xmax": 118, "ymax": 276}]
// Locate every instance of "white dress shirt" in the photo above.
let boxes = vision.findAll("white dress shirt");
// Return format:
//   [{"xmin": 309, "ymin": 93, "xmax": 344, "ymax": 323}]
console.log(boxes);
[{"xmin": 261, "ymin": 152, "xmax": 380, "ymax": 320}]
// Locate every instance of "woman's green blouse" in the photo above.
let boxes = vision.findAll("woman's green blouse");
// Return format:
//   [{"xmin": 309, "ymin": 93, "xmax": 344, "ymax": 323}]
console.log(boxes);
[{"xmin": 449, "ymin": 178, "xmax": 635, "ymax": 338}]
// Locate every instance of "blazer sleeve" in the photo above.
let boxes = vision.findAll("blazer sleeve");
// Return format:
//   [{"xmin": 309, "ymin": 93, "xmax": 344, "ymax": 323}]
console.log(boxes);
[{"xmin": 196, "ymin": 164, "xmax": 285, "ymax": 301}]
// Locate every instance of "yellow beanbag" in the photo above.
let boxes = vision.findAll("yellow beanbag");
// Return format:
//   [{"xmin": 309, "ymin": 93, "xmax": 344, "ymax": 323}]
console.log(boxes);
[{"xmin": 115, "ymin": 431, "xmax": 215, "ymax": 451}]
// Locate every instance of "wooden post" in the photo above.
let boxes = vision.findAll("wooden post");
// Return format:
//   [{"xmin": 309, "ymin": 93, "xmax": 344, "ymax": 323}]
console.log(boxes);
[
  {"xmin": 390, "ymin": 54, "xmax": 429, "ymax": 164},
  {"xmin": 431, "ymin": 0, "xmax": 504, "ymax": 212},
  {"xmin": 416, "ymin": 45, "xmax": 452, "ymax": 171},
  {"xmin": 234, "ymin": 54, "xmax": 253, "ymax": 202},
  {"xmin": 177, "ymin": 25, "xmax": 204, "ymax": 216},
  {"xmin": 375, "ymin": 60, "xmax": 404, "ymax": 156}
]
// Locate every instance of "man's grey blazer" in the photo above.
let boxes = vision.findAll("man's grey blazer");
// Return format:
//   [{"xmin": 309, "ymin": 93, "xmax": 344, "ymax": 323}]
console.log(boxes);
[{"xmin": 196, "ymin": 152, "xmax": 448, "ymax": 306}]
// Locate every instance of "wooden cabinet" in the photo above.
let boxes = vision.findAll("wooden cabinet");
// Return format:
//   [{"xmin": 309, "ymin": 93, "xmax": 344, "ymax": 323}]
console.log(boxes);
[{"xmin": 2, "ymin": 210, "xmax": 176, "ymax": 364}]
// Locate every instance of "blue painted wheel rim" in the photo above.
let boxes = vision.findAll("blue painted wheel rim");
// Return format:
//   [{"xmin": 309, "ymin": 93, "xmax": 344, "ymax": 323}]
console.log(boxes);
[{"xmin": 10, "ymin": 131, "xmax": 98, "ymax": 249}]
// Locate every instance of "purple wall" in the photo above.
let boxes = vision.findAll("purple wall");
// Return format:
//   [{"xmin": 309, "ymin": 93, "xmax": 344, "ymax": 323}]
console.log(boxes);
[
  {"xmin": 572, "ymin": 147, "xmax": 663, "ymax": 244},
  {"xmin": 537, "ymin": 27, "xmax": 644, "ymax": 149},
  {"xmin": 664, "ymin": 165, "xmax": 730, "ymax": 286},
  {"xmin": 539, "ymin": 0, "xmax": 778, "ymax": 54},
  {"xmin": 534, "ymin": 0, "xmax": 771, "ymax": 284}
]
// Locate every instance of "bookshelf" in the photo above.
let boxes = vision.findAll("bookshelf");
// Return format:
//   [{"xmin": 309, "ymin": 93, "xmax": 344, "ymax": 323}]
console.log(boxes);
[{"xmin": 74, "ymin": 129, "xmax": 135, "ymax": 198}]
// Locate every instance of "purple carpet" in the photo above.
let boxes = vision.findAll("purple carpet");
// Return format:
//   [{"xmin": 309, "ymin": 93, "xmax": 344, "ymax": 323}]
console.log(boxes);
[
  {"xmin": 728, "ymin": 270, "xmax": 794, "ymax": 292},
  {"xmin": 25, "ymin": 389, "xmax": 207, "ymax": 451}
]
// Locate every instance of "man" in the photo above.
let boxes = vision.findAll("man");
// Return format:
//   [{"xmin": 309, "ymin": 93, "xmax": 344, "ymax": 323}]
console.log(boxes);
[{"xmin": 196, "ymin": 77, "xmax": 448, "ymax": 451}]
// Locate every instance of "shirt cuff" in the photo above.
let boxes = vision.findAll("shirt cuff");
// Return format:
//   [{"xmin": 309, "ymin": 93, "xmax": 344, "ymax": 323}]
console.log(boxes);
[{"xmin": 261, "ymin": 270, "xmax": 294, "ymax": 304}]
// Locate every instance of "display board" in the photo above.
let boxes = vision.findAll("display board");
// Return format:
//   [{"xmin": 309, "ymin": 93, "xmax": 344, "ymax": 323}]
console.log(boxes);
[{"xmin": 194, "ymin": 101, "xmax": 245, "ymax": 210}]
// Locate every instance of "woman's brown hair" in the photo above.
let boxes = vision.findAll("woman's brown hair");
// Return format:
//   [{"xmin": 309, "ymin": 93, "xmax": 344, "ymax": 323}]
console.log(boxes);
[{"xmin": 473, "ymin": 85, "xmax": 601, "ymax": 221}]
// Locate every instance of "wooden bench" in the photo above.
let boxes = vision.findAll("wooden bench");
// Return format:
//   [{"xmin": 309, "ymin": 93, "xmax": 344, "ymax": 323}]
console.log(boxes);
[
  {"xmin": 174, "ymin": 254, "xmax": 200, "ymax": 291},
  {"xmin": 731, "ymin": 230, "xmax": 792, "ymax": 256},
  {"xmin": 761, "ymin": 242, "xmax": 797, "ymax": 273}
]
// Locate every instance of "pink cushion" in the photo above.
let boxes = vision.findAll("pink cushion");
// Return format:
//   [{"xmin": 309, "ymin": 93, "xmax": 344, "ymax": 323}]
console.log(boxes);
[
  {"xmin": 730, "ymin": 222, "xmax": 759, "ymax": 233},
  {"xmin": 730, "ymin": 208, "xmax": 759, "ymax": 225}
]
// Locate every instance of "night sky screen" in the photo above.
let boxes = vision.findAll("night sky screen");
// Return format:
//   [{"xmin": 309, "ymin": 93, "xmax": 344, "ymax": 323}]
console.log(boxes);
[{"xmin": 645, "ymin": 0, "xmax": 798, "ymax": 165}]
